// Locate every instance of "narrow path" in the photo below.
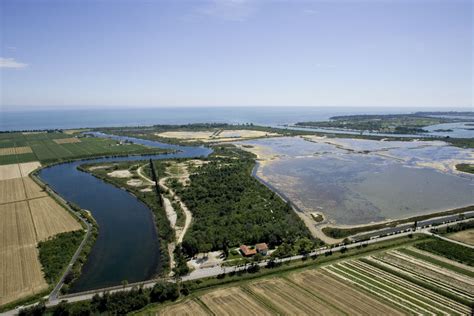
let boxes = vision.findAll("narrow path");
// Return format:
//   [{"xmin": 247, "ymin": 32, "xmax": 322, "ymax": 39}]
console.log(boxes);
[
  {"xmin": 136, "ymin": 164, "xmax": 177, "ymax": 274},
  {"xmin": 136, "ymin": 163, "xmax": 193, "ymax": 275},
  {"xmin": 159, "ymin": 176, "xmax": 192, "ymax": 244},
  {"xmin": 136, "ymin": 165, "xmax": 155, "ymax": 185}
]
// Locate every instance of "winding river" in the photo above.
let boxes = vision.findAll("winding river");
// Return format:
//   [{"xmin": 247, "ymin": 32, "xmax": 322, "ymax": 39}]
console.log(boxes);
[{"xmin": 39, "ymin": 133, "xmax": 211, "ymax": 292}]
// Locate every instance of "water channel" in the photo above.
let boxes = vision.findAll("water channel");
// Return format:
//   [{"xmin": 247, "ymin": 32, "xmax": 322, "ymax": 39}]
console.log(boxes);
[{"xmin": 38, "ymin": 133, "xmax": 212, "ymax": 292}]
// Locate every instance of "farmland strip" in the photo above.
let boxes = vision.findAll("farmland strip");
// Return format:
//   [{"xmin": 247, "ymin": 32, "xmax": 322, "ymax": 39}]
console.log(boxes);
[
  {"xmin": 377, "ymin": 253, "xmax": 473, "ymax": 300},
  {"xmin": 240, "ymin": 286, "xmax": 283, "ymax": 315},
  {"xmin": 249, "ymin": 278, "xmax": 344, "ymax": 315},
  {"xmin": 400, "ymin": 247, "xmax": 474, "ymax": 276},
  {"xmin": 323, "ymin": 266, "xmax": 420, "ymax": 314},
  {"xmin": 282, "ymin": 276, "xmax": 349, "ymax": 316},
  {"xmin": 364, "ymin": 256, "xmax": 473, "ymax": 307},
  {"xmin": 200, "ymin": 286, "xmax": 274, "ymax": 316},
  {"xmin": 348, "ymin": 260, "xmax": 468, "ymax": 314},
  {"xmin": 391, "ymin": 250, "xmax": 473, "ymax": 284},
  {"xmin": 195, "ymin": 297, "xmax": 216, "ymax": 316},
  {"xmin": 339, "ymin": 261, "xmax": 443, "ymax": 314},
  {"xmin": 353, "ymin": 259, "xmax": 470, "ymax": 314},
  {"xmin": 157, "ymin": 299, "xmax": 210, "ymax": 316},
  {"xmin": 329, "ymin": 264, "xmax": 434, "ymax": 314},
  {"xmin": 296, "ymin": 269, "xmax": 405, "ymax": 315}
]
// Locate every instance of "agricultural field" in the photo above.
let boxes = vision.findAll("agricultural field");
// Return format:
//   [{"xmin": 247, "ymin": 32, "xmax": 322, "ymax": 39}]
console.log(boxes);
[
  {"xmin": 144, "ymin": 239, "xmax": 473, "ymax": 316},
  {"xmin": 414, "ymin": 239, "xmax": 474, "ymax": 266},
  {"xmin": 155, "ymin": 299, "xmax": 208, "ymax": 316},
  {"xmin": 288, "ymin": 270, "xmax": 402, "ymax": 315},
  {"xmin": 0, "ymin": 162, "xmax": 82, "ymax": 307},
  {"xmin": 52, "ymin": 137, "xmax": 81, "ymax": 144},
  {"xmin": 200, "ymin": 287, "xmax": 273, "ymax": 316},
  {"xmin": 29, "ymin": 197, "xmax": 82, "ymax": 241},
  {"xmin": 0, "ymin": 132, "xmax": 165, "ymax": 165},
  {"xmin": 448, "ymin": 229, "xmax": 474, "ymax": 246},
  {"xmin": 325, "ymin": 248, "xmax": 473, "ymax": 314}
]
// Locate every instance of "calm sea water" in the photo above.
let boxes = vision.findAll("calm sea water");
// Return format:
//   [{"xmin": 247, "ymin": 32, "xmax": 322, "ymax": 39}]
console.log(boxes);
[{"xmin": 2, "ymin": 106, "xmax": 470, "ymax": 131}]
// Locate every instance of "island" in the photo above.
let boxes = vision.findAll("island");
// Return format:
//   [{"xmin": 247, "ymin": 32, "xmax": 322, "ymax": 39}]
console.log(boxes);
[{"xmin": 295, "ymin": 111, "xmax": 474, "ymax": 134}]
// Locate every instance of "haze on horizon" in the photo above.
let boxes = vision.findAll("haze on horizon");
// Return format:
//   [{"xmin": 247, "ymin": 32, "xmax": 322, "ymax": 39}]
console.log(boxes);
[{"xmin": 0, "ymin": 0, "xmax": 472, "ymax": 110}]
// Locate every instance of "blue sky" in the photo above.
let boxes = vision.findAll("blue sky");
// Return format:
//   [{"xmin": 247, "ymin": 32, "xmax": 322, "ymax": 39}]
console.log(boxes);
[{"xmin": 0, "ymin": 0, "xmax": 472, "ymax": 109}]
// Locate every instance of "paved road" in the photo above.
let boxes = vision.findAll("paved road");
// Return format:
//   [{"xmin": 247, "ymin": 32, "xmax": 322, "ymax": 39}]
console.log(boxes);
[{"xmin": 4, "ymin": 216, "xmax": 472, "ymax": 315}]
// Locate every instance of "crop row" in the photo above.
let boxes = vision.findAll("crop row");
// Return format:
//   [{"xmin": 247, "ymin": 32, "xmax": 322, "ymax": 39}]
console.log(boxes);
[{"xmin": 325, "ymin": 258, "xmax": 471, "ymax": 315}]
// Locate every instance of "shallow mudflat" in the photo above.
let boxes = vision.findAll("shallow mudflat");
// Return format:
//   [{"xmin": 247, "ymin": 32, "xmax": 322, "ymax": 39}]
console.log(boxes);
[{"xmin": 238, "ymin": 136, "xmax": 474, "ymax": 226}]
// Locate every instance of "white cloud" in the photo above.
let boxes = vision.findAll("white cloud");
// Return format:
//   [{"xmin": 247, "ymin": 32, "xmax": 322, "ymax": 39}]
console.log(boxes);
[
  {"xmin": 197, "ymin": 0, "xmax": 259, "ymax": 22},
  {"xmin": 0, "ymin": 57, "xmax": 28, "ymax": 69}
]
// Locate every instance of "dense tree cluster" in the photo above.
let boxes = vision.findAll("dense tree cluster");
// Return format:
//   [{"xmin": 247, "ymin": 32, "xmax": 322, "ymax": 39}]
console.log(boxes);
[
  {"xmin": 172, "ymin": 245, "xmax": 190, "ymax": 277},
  {"xmin": 170, "ymin": 147, "xmax": 313, "ymax": 257},
  {"xmin": 38, "ymin": 230, "xmax": 84, "ymax": 285}
]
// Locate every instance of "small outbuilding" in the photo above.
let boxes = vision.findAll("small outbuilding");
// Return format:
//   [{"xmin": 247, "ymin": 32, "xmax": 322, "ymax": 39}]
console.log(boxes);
[
  {"xmin": 255, "ymin": 243, "xmax": 268, "ymax": 255},
  {"xmin": 240, "ymin": 245, "xmax": 257, "ymax": 257}
]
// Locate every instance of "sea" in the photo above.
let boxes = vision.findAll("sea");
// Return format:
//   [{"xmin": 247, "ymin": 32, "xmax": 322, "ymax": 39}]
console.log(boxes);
[{"xmin": 1, "ymin": 106, "xmax": 473, "ymax": 137}]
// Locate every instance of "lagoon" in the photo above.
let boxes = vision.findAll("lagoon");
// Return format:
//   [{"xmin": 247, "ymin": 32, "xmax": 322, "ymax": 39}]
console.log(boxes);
[{"xmin": 240, "ymin": 137, "xmax": 474, "ymax": 226}]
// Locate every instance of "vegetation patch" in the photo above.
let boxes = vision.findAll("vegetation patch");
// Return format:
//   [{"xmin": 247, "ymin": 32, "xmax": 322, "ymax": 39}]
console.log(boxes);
[
  {"xmin": 38, "ymin": 230, "xmax": 84, "ymax": 284},
  {"xmin": 415, "ymin": 239, "xmax": 474, "ymax": 266},
  {"xmin": 169, "ymin": 146, "xmax": 314, "ymax": 256},
  {"xmin": 456, "ymin": 163, "xmax": 474, "ymax": 174}
]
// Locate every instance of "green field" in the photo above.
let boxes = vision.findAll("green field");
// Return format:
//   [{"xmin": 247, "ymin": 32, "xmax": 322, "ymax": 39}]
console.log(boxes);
[{"xmin": 0, "ymin": 132, "xmax": 167, "ymax": 165}]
